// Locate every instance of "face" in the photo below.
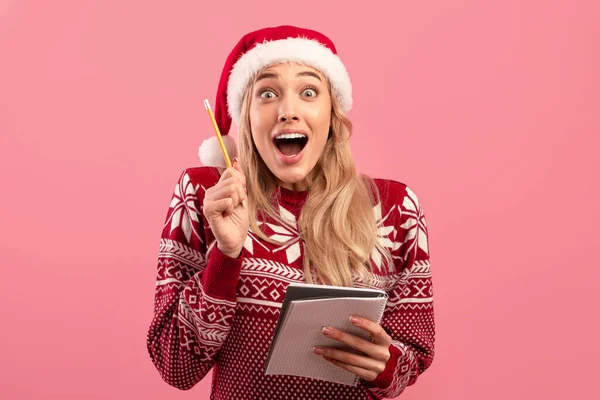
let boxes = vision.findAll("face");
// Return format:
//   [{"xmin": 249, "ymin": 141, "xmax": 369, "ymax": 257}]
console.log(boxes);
[{"xmin": 249, "ymin": 62, "xmax": 332, "ymax": 191}]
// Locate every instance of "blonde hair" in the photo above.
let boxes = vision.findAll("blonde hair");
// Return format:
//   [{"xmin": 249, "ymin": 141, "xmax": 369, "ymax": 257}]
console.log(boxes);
[{"xmin": 237, "ymin": 74, "xmax": 392, "ymax": 287}]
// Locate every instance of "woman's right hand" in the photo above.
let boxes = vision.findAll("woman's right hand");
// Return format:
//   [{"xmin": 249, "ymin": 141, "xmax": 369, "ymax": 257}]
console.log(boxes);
[{"xmin": 202, "ymin": 158, "xmax": 249, "ymax": 259}]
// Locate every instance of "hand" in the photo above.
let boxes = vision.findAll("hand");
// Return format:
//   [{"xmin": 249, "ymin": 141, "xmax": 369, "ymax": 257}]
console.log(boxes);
[
  {"xmin": 313, "ymin": 316, "xmax": 392, "ymax": 382},
  {"xmin": 202, "ymin": 158, "xmax": 249, "ymax": 258}
]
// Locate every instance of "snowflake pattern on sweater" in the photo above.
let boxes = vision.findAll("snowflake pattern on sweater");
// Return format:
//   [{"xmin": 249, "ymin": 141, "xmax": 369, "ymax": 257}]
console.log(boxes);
[{"xmin": 147, "ymin": 167, "xmax": 435, "ymax": 399}]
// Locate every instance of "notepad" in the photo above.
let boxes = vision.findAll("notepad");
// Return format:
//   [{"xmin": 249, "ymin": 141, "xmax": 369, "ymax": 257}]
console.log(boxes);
[{"xmin": 264, "ymin": 283, "xmax": 388, "ymax": 386}]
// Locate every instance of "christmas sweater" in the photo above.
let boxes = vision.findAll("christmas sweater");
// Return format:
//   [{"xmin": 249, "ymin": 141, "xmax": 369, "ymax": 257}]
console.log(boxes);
[{"xmin": 147, "ymin": 166, "xmax": 435, "ymax": 399}]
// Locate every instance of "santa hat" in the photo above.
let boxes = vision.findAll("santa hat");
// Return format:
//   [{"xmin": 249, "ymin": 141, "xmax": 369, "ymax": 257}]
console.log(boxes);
[{"xmin": 198, "ymin": 25, "xmax": 353, "ymax": 167}]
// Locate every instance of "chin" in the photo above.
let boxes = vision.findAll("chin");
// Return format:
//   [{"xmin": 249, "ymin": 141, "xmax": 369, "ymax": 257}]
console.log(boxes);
[{"xmin": 274, "ymin": 169, "xmax": 310, "ymax": 187}]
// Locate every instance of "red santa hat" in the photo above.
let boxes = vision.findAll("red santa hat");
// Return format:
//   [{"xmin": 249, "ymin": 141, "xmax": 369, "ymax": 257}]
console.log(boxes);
[{"xmin": 198, "ymin": 25, "xmax": 353, "ymax": 167}]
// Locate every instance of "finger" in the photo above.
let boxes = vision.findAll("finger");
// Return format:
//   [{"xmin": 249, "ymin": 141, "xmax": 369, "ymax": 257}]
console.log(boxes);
[
  {"xmin": 209, "ymin": 177, "xmax": 246, "ymax": 210},
  {"xmin": 313, "ymin": 346, "xmax": 385, "ymax": 376},
  {"xmin": 322, "ymin": 326, "xmax": 387, "ymax": 361},
  {"xmin": 233, "ymin": 158, "xmax": 244, "ymax": 175},
  {"xmin": 234, "ymin": 167, "xmax": 247, "ymax": 189},
  {"xmin": 224, "ymin": 198, "xmax": 235, "ymax": 215},
  {"xmin": 206, "ymin": 175, "xmax": 239, "ymax": 197},
  {"xmin": 205, "ymin": 198, "xmax": 234, "ymax": 218},
  {"xmin": 222, "ymin": 173, "xmax": 246, "ymax": 193},
  {"xmin": 224, "ymin": 163, "xmax": 247, "ymax": 188},
  {"xmin": 236, "ymin": 182, "xmax": 247, "ymax": 206},
  {"xmin": 216, "ymin": 174, "xmax": 244, "ymax": 190},
  {"xmin": 321, "ymin": 355, "xmax": 381, "ymax": 382},
  {"xmin": 206, "ymin": 177, "xmax": 242, "ymax": 195},
  {"xmin": 216, "ymin": 175, "xmax": 245, "ymax": 195},
  {"xmin": 207, "ymin": 181, "xmax": 241, "ymax": 206},
  {"xmin": 206, "ymin": 185, "xmax": 239, "ymax": 207},
  {"xmin": 349, "ymin": 316, "xmax": 392, "ymax": 347}
]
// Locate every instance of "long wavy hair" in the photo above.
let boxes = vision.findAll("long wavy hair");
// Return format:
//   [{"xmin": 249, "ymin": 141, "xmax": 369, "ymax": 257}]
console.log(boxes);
[{"xmin": 237, "ymin": 69, "xmax": 392, "ymax": 287}]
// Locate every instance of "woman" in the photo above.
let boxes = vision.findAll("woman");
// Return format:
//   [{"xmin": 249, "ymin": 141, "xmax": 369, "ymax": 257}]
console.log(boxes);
[{"xmin": 147, "ymin": 25, "xmax": 434, "ymax": 399}]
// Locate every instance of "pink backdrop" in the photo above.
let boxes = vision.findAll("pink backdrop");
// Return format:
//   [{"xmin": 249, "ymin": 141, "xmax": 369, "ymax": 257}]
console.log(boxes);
[{"xmin": 1, "ymin": 1, "xmax": 599, "ymax": 399}]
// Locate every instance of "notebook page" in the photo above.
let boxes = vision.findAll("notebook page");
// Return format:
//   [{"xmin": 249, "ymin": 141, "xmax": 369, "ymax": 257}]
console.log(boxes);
[{"xmin": 265, "ymin": 296, "xmax": 387, "ymax": 386}]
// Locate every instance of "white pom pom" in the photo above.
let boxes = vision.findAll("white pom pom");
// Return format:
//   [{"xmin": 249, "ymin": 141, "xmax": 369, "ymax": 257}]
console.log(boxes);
[{"xmin": 198, "ymin": 135, "xmax": 238, "ymax": 167}]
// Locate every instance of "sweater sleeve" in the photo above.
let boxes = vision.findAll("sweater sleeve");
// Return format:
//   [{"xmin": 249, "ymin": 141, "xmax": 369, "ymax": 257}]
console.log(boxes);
[
  {"xmin": 146, "ymin": 169, "xmax": 242, "ymax": 390},
  {"xmin": 365, "ymin": 184, "xmax": 435, "ymax": 398}
]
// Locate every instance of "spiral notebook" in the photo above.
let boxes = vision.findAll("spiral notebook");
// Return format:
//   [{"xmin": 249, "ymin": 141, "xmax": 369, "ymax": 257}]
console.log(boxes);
[{"xmin": 264, "ymin": 283, "xmax": 388, "ymax": 386}]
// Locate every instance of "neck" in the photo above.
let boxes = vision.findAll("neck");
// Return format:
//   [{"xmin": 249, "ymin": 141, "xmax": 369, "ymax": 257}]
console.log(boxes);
[
  {"xmin": 276, "ymin": 170, "xmax": 318, "ymax": 192},
  {"xmin": 275, "ymin": 185, "xmax": 309, "ymax": 204},
  {"xmin": 277, "ymin": 181, "xmax": 310, "ymax": 192}
]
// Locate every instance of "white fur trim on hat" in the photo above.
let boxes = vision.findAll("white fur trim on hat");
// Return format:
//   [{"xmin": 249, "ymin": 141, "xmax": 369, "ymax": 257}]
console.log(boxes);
[
  {"xmin": 227, "ymin": 37, "xmax": 352, "ymax": 125},
  {"xmin": 198, "ymin": 135, "xmax": 238, "ymax": 167}
]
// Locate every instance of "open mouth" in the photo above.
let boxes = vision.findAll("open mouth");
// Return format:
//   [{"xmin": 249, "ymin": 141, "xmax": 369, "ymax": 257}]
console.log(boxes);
[{"xmin": 273, "ymin": 133, "xmax": 308, "ymax": 157}]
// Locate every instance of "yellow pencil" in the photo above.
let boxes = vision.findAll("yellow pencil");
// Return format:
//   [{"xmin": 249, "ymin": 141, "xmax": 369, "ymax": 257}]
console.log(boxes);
[
  {"xmin": 204, "ymin": 99, "xmax": 246, "ymax": 209},
  {"xmin": 204, "ymin": 99, "xmax": 232, "ymax": 168}
]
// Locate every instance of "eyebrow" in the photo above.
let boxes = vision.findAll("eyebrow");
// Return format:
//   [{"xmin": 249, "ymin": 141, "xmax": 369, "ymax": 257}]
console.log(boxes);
[
  {"xmin": 254, "ymin": 70, "xmax": 322, "ymax": 83},
  {"xmin": 297, "ymin": 71, "xmax": 322, "ymax": 81}
]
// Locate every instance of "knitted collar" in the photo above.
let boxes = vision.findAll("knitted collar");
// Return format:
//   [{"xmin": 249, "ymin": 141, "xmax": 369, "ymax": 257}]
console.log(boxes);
[{"xmin": 274, "ymin": 185, "xmax": 309, "ymax": 210}]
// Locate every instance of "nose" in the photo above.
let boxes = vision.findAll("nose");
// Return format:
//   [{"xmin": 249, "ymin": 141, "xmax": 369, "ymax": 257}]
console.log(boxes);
[{"xmin": 278, "ymin": 96, "xmax": 300, "ymax": 123}]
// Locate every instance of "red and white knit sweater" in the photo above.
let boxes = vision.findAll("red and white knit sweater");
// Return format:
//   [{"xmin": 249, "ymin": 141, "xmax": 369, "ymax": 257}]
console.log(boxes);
[{"xmin": 147, "ymin": 167, "xmax": 435, "ymax": 399}]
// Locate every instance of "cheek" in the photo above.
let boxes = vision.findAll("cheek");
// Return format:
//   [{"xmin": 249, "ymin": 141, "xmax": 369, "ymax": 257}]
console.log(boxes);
[
  {"xmin": 249, "ymin": 117, "xmax": 274, "ymax": 164},
  {"xmin": 249, "ymin": 105, "xmax": 259, "ymax": 132},
  {"xmin": 249, "ymin": 109, "xmax": 266, "ymax": 145},
  {"xmin": 309, "ymin": 108, "xmax": 332, "ymax": 144},
  {"xmin": 249, "ymin": 104, "xmax": 276, "ymax": 137},
  {"xmin": 308, "ymin": 98, "xmax": 331, "ymax": 123}
]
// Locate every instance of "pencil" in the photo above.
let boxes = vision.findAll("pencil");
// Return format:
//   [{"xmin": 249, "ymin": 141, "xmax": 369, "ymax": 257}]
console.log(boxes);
[
  {"xmin": 204, "ymin": 99, "xmax": 246, "ymax": 209},
  {"xmin": 204, "ymin": 99, "xmax": 232, "ymax": 168}
]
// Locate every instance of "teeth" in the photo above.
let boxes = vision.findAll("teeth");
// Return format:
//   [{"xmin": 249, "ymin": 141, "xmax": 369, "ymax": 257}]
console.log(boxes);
[{"xmin": 275, "ymin": 133, "xmax": 307, "ymax": 140}]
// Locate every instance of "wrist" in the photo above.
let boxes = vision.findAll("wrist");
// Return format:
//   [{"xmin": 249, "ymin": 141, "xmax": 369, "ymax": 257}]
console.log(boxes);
[
  {"xmin": 203, "ymin": 242, "xmax": 244, "ymax": 300},
  {"xmin": 217, "ymin": 243, "xmax": 243, "ymax": 259}
]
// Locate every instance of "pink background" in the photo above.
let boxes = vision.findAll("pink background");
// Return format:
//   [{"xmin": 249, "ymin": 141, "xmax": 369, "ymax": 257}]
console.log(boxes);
[{"xmin": 1, "ymin": 0, "xmax": 599, "ymax": 399}]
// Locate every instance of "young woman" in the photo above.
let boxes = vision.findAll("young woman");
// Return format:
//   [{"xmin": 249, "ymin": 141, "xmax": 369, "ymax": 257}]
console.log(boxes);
[{"xmin": 147, "ymin": 25, "xmax": 435, "ymax": 399}]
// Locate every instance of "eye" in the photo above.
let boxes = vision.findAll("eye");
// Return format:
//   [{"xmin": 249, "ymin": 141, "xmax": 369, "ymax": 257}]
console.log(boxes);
[
  {"xmin": 301, "ymin": 88, "xmax": 318, "ymax": 98},
  {"xmin": 259, "ymin": 89, "xmax": 276, "ymax": 99}
]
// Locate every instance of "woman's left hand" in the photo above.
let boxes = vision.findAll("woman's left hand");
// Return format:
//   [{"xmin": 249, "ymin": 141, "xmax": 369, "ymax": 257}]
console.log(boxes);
[{"xmin": 313, "ymin": 316, "xmax": 392, "ymax": 382}]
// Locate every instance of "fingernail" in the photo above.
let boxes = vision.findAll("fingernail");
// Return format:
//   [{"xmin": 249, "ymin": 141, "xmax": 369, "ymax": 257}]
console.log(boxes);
[
  {"xmin": 313, "ymin": 346, "xmax": 324, "ymax": 355},
  {"xmin": 350, "ymin": 317, "xmax": 360, "ymax": 325},
  {"xmin": 323, "ymin": 327, "xmax": 333, "ymax": 336}
]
